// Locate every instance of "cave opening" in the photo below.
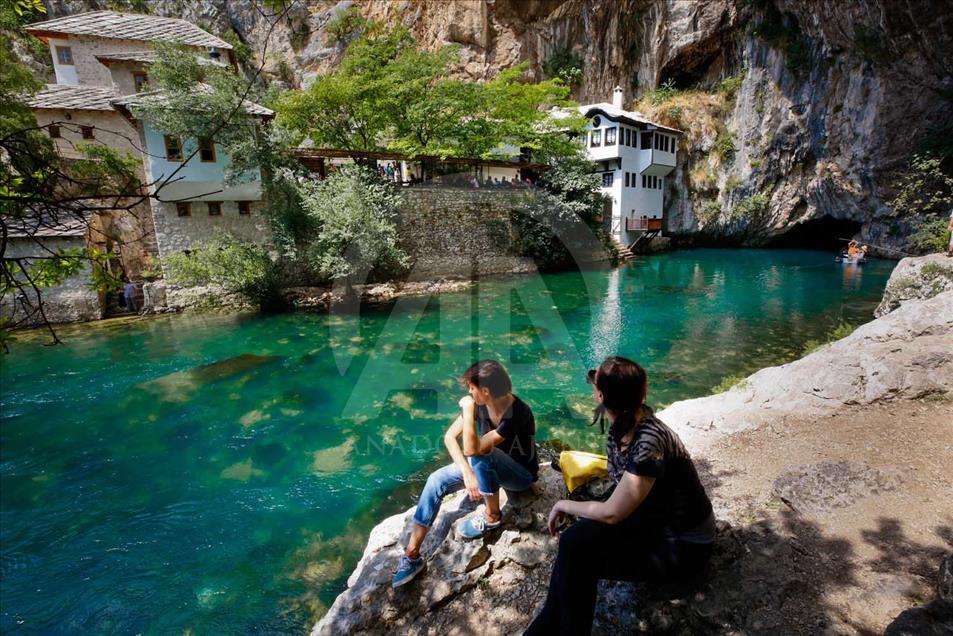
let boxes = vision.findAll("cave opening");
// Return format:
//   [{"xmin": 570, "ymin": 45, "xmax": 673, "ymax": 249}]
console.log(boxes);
[{"xmin": 770, "ymin": 216, "xmax": 863, "ymax": 252}]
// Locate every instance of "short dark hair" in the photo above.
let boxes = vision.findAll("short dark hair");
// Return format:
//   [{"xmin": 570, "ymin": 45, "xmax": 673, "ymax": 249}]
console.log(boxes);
[{"xmin": 460, "ymin": 360, "xmax": 512, "ymax": 397}]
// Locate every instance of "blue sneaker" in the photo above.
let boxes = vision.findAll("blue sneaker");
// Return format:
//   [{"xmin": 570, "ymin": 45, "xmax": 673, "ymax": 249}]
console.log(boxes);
[
  {"xmin": 457, "ymin": 514, "xmax": 502, "ymax": 540},
  {"xmin": 392, "ymin": 554, "xmax": 425, "ymax": 588}
]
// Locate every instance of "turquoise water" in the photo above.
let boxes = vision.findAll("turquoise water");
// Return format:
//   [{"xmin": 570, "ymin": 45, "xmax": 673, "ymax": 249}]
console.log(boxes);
[{"xmin": 0, "ymin": 249, "xmax": 892, "ymax": 633}]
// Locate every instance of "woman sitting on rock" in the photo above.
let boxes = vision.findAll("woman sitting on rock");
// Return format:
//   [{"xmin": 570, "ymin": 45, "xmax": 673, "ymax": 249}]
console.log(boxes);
[{"xmin": 525, "ymin": 356, "xmax": 716, "ymax": 635}]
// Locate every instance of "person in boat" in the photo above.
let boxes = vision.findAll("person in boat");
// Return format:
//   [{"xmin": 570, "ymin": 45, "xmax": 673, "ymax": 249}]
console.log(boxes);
[
  {"xmin": 393, "ymin": 360, "xmax": 539, "ymax": 588},
  {"xmin": 524, "ymin": 356, "xmax": 715, "ymax": 635}
]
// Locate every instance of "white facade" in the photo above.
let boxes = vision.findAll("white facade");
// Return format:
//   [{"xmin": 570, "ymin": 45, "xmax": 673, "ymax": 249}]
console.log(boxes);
[{"xmin": 579, "ymin": 87, "xmax": 681, "ymax": 245}]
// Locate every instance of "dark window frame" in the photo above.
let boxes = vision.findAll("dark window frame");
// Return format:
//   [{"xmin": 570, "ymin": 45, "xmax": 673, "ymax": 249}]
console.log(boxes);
[
  {"xmin": 176, "ymin": 202, "xmax": 191, "ymax": 217},
  {"xmin": 80, "ymin": 125, "xmax": 94, "ymax": 140},
  {"xmin": 641, "ymin": 132, "xmax": 652, "ymax": 149},
  {"xmin": 198, "ymin": 137, "xmax": 216, "ymax": 163},
  {"xmin": 164, "ymin": 135, "xmax": 183, "ymax": 162},
  {"xmin": 604, "ymin": 127, "xmax": 617, "ymax": 146},
  {"xmin": 624, "ymin": 172, "xmax": 630, "ymax": 187},
  {"xmin": 132, "ymin": 71, "xmax": 148, "ymax": 93},
  {"xmin": 601, "ymin": 172, "xmax": 614, "ymax": 187},
  {"xmin": 237, "ymin": 201, "xmax": 251, "ymax": 216},
  {"xmin": 207, "ymin": 201, "xmax": 222, "ymax": 216},
  {"xmin": 590, "ymin": 129, "xmax": 602, "ymax": 147},
  {"xmin": 48, "ymin": 124, "xmax": 60, "ymax": 138},
  {"xmin": 55, "ymin": 45, "xmax": 73, "ymax": 65}
]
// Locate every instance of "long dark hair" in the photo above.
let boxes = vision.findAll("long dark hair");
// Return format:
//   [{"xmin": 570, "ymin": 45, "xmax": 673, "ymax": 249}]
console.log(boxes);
[{"xmin": 592, "ymin": 356, "xmax": 648, "ymax": 444}]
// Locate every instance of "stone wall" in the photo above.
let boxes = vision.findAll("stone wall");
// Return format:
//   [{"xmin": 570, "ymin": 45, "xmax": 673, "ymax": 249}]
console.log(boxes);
[
  {"xmin": 396, "ymin": 187, "xmax": 536, "ymax": 279},
  {"xmin": 0, "ymin": 236, "xmax": 101, "ymax": 324},
  {"xmin": 150, "ymin": 198, "xmax": 272, "ymax": 257}
]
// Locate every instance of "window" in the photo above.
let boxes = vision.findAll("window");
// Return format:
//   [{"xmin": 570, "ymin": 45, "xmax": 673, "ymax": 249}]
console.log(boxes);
[
  {"xmin": 641, "ymin": 132, "xmax": 652, "ymax": 149},
  {"xmin": 237, "ymin": 201, "xmax": 251, "ymax": 216},
  {"xmin": 208, "ymin": 202, "xmax": 222, "ymax": 216},
  {"xmin": 604, "ymin": 127, "xmax": 617, "ymax": 146},
  {"xmin": 47, "ymin": 124, "xmax": 60, "ymax": 138},
  {"xmin": 601, "ymin": 173, "xmax": 614, "ymax": 187},
  {"xmin": 642, "ymin": 174, "xmax": 647, "ymax": 188},
  {"xmin": 132, "ymin": 72, "xmax": 148, "ymax": 93},
  {"xmin": 590, "ymin": 129, "xmax": 602, "ymax": 147},
  {"xmin": 626, "ymin": 128, "xmax": 632, "ymax": 147},
  {"xmin": 55, "ymin": 46, "xmax": 73, "ymax": 65},
  {"xmin": 81, "ymin": 125, "xmax": 94, "ymax": 140},
  {"xmin": 624, "ymin": 172, "xmax": 630, "ymax": 187},
  {"xmin": 164, "ymin": 135, "xmax": 183, "ymax": 161},
  {"xmin": 199, "ymin": 137, "xmax": 216, "ymax": 162},
  {"xmin": 176, "ymin": 202, "xmax": 191, "ymax": 217}
]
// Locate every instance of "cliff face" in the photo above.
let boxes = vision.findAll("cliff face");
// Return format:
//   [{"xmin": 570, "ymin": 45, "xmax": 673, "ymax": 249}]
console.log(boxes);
[{"xmin": 41, "ymin": 0, "xmax": 953, "ymax": 252}]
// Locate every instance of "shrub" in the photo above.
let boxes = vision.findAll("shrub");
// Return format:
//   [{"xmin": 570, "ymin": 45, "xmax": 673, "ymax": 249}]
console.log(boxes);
[
  {"xmin": 300, "ymin": 166, "xmax": 408, "ymax": 288},
  {"xmin": 542, "ymin": 48, "xmax": 584, "ymax": 87},
  {"xmin": 718, "ymin": 72, "xmax": 745, "ymax": 98},
  {"xmin": 696, "ymin": 200, "xmax": 722, "ymax": 225},
  {"xmin": 750, "ymin": 159, "xmax": 761, "ymax": 168},
  {"xmin": 733, "ymin": 193, "xmax": 770, "ymax": 222},
  {"xmin": 324, "ymin": 6, "xmax": 368, "ymax": 46},
  {"xmin": 714, "ymin": 133, "xmax": 736, "ymax": 159},
  {"xmin": 724, "ymin": 175, "xmax": 742, "ymax": 191},
  {"xmin": 889, "ymin": 152, "xmax": 953, "ymax": 218},
  {"xmin": 649, "ymin": 79, "xmax": 680, "ymax": 105},
  {"xmin": 909, "ymin": 216, "xmax": 950, "ymax": 252},
  {"xmin": 221, "ymin": 30, "xmax": 252, "ymax": 64},
  {"xmin": 164, "ymin": 236, "xmax": 291, "ymax": 312}
]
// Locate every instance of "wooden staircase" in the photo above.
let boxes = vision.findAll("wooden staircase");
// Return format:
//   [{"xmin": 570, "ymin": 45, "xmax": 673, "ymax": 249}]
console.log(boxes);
[{"xmin": 628, "ymin": 229, "xmax": 660, "ymax": 253}]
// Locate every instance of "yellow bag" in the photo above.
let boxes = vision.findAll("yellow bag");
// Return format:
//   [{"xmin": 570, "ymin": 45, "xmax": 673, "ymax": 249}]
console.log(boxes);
[{"xmin": 559, "ymin": 450, "xmax": 609, "ymax": 493}]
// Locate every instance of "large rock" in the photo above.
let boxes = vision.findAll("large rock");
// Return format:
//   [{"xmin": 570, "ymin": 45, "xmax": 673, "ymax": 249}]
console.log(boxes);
[
  {"xmin": 659, "ymin": 290, "xmax": 953, "ymax": 452},
  {"xmin": 876, "ymin": 254, "xmax": 953, "ymax": 317}
]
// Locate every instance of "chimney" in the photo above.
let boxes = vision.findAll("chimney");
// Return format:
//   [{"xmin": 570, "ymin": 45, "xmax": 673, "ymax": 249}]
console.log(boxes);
[{"xmin": 612, "ymin": 86, "xmax": 624, "ymax": 108}]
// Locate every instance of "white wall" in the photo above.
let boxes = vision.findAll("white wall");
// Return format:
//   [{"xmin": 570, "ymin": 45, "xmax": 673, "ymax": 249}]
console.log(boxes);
[{"xmin": 49, "ymin": 38, "xmax": 78, "ymax": 85}]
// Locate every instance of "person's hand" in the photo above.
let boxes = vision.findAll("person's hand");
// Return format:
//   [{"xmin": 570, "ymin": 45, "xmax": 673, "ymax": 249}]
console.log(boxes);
[
  {"xmin": 463, "ymin": 469, "xmax": 481, "ymax": 501},
  {"xmin": 547, "ymin": 501, "xmax": 566, "ymax": 536}
]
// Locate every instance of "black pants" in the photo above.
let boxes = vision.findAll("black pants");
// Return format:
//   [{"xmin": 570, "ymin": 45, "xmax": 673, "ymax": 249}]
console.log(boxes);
[{"xmin": 524, "ymin": 519, "xmax": 712, "ymax": 636}]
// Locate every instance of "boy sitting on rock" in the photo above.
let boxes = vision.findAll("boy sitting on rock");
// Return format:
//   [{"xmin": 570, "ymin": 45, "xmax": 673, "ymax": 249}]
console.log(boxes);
[{"xmin": 392, "ymin": 360, "xmax": 539, "ymax": 588}]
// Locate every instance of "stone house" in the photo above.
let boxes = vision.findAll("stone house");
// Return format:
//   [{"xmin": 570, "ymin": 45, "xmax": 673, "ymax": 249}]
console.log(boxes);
[{"xmin": 15, "ymin": 10, "xmax": 272, "ymax": 322}]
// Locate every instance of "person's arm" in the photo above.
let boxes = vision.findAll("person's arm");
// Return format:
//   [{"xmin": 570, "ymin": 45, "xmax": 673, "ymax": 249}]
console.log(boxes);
[
  {"xmin": 443, "ymin": 415, "xmax": 482, "ymax": 501},
  {"xmin": 546, "ymin": 472, "xmax": 655, "ymax": 534},
  {"xmin": 459, "ymin": 395, "xmax": 506, "ymax": 456}
]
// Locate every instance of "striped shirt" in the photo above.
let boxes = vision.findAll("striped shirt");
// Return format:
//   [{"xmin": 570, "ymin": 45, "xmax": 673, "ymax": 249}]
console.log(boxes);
[{"xmin": 607, "ymin": 406, "xmax": 714, "ymax": 539}]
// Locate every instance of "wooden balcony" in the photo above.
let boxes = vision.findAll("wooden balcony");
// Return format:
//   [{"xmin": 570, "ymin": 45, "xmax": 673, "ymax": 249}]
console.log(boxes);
[{"xmin": 626, "ymin": 217, "xmax": 663, "ymax": 231}]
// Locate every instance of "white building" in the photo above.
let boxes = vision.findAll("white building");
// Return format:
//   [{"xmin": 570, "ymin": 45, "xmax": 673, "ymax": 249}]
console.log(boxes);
[{"xmin": 578, "ymin": 87, "xmax": 681, "ymax": 247}]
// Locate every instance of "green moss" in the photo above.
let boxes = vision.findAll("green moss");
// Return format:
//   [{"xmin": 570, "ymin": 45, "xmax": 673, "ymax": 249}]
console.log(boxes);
[
  {"xmin": 732, "ymin": 193, "xmax": 770, "ymax": 222},
  {"xmin": 697, "ymin": 200, "xmax": 722, "ymax": 225},
  {"xmin": 724, "ymin": 175, "xmax": 742, "ymax": 191},
  {"xmin": 711, "ymin": 374, "xmax": 748, "ymax": 394},
  {"xmin": 717, "ymin": 71, "xmax": 745, "ymax": 98},
  {"xmin": 749, "ymin": 159, "xmax": 761, "ymax": 168}
]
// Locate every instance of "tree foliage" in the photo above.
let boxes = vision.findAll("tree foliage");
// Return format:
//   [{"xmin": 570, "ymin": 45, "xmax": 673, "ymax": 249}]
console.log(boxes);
[
  {"xmin": 275, "ymin": 23, "xmax": 581, "ymax": 160},
  {"xmin": 163, "ymin": 235, "xmax": 289, "ymax": 312},
  {"xmin": 300, "ymin": 166, "xmax": 407, "ymax": 286}
]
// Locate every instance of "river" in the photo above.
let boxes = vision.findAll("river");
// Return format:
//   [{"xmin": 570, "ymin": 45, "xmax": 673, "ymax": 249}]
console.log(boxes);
[{"xmin": 0, "ymin": 249, "xmax": 893, "ymax": 633}]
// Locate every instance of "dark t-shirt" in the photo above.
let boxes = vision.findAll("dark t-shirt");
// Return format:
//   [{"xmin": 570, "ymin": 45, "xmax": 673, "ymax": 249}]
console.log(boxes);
[
  {"xmin": 475, "ymin": 395, "xmax": 538, "ymax": 480},
  {"xmin": 606, "ymin": 406, "xmax": 714, "ymax": 540}
]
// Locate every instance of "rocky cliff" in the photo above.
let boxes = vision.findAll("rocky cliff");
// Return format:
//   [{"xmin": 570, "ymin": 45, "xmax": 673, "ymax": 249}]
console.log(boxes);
[{"xmin": 38, "ymin": 0, "xmax": 953, "ymax": 253}]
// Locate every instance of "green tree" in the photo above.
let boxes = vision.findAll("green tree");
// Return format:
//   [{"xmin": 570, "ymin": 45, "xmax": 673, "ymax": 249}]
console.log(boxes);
[
  {"xmin": 300, "ymin": 166, "xmax": 407, "ymax": 291},
  {"xmin": 163, "ymin": 235, "xmax": 290, "ymax": 312}
]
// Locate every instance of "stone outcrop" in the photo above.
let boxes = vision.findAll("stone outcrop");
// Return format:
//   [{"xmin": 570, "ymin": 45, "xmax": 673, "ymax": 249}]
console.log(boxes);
[
  {"xmin": 659, "ymin": 289, "xmax": 953, "ymax": 452},
  {"xmin": 875, "ymin": 253, "xmax": 953, "ymax": 317}
]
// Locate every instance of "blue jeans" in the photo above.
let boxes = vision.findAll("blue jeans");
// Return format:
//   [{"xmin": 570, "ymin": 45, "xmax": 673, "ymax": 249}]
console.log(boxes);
[{"xmin": 412, "ymin": 448, "xmax": 534, "ymax": 528}]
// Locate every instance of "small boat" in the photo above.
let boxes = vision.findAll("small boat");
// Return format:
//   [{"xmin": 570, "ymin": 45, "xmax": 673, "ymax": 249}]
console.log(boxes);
[{"xmin": 835, "ymin": 252, "xmax": 866, "ymax": 264}]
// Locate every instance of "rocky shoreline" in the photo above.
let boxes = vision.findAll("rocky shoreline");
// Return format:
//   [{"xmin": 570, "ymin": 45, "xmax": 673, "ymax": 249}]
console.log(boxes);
[{"xmin": 312, "ymin": 255, "xmax": 953, "ymax": 635}]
